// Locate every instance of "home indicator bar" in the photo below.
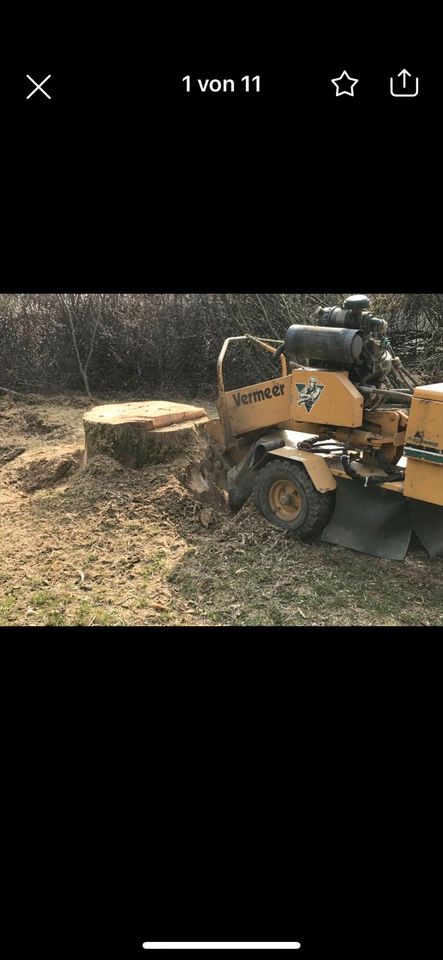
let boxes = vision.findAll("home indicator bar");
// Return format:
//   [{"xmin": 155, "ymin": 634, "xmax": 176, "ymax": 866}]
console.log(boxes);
[{"xmin": 143, "ymin": 946, "xmax": 301, "ymax": 951}]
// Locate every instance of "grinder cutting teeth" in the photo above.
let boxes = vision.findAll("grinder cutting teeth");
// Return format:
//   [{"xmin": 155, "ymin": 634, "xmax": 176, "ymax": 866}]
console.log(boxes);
[{"xmin": 206, "ymin": 294, "xmax": 443, "ymax": 560}]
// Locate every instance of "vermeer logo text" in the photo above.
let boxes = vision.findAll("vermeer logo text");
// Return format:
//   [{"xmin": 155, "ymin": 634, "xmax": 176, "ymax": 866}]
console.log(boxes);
[{"xmin": 233, "ymin": 384, "xmax": 285, "ymax": 407}]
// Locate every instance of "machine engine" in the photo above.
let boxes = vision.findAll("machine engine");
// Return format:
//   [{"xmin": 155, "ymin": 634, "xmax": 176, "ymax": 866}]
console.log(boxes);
[{"xmin": 279, "ymin": 295, "xmax": 418, "ymax": 407}]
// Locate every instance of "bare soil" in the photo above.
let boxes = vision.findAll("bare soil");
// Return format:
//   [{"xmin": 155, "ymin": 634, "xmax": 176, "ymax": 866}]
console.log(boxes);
[{"xmin": 1, "ymin": 392, "xmax": 442, "ymax": 627}]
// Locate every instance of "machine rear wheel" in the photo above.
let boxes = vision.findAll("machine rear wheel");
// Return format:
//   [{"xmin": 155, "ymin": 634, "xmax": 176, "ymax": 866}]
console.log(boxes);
[{"xmin": 256, "ymin": 459, "xmax": 334, "ymax": 538}]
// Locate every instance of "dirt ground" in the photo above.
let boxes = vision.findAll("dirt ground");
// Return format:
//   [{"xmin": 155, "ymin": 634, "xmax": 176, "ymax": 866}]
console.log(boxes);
[{"xmin": 1, "ymin": 391, "xmax": 442, "ymax": 627}]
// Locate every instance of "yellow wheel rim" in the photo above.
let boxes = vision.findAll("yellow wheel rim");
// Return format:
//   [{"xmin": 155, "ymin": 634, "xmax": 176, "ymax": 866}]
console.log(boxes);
[{"xmin": 268, "ymin": 479, "xmax": 302, "ymax": 521}]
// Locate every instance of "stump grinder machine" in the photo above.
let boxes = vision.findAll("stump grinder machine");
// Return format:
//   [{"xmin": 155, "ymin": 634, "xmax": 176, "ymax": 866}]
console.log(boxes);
[{"xmin": 206, "ymin": 295, "xmax": 443, "ymax": 559}]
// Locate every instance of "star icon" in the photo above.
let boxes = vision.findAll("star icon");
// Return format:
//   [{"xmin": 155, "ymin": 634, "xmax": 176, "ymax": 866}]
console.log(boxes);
[{"xmin": 331, "ymin": 70, "xmax": 359, "ymax": 97}]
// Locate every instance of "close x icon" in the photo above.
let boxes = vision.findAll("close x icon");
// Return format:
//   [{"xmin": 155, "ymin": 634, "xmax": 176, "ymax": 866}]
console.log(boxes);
[{"xmin": 26, "ymin": 74, "xmax": 52, "ymax": 99}]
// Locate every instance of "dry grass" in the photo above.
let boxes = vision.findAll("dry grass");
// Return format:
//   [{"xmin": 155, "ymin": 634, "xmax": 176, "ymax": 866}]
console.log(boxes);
[{"xmin": 1, "ymin": 392, "xmax": 442, "ymax": 627}]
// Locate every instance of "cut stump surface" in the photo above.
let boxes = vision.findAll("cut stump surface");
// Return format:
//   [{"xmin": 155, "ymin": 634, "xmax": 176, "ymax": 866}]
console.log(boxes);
[{"xmin": 83, "ymin": 401, "xmax": 209, "ymax": 468}]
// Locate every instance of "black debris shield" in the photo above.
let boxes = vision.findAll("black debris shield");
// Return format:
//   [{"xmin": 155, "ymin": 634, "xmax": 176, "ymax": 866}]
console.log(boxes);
[{"xmin": 321, "ymin": 479, "xmax": 412, "ymax": 560}]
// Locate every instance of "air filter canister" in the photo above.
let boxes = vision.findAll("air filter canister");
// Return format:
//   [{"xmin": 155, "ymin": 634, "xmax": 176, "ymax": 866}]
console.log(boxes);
[{"xmin": 283, "ymin": 325, "xmax": 363, "ymax": 365}]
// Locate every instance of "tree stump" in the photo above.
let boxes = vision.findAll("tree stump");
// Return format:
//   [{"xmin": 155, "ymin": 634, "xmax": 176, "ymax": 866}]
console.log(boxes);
[{"xmin": 83, "ymin": 401, "xmax": 209, "ymax": 469}]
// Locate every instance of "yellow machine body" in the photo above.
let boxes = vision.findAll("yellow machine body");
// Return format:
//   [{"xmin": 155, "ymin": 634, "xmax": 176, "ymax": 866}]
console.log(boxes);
[
  {"xmin": 403, "ymin": 383, "xmax": 443, "ymax": 507},
  {"xmin": 222, "ymin": 374, "xmax": 292, "ymax": 437},
  {"xmin": 288, "ymin": 368, "xmax": 364, "ymax": 428},
  {"xmin": 221, "ymin": 368, "xmax": 364, "ymax": 440}
]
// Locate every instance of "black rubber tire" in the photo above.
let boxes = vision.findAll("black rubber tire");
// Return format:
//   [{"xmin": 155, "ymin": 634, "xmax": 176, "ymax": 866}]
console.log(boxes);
[{"xmin": 256, "ymin": 459, "xmax": 334, "ymax": 539}]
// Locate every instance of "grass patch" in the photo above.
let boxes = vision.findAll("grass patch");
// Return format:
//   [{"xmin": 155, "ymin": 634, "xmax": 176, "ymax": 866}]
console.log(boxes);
[
  {"xmin": 71, "ymin": 600, "xmax": 117, "ymax": 626},
  {"xmin": 0, "ymin": 594, "xmax": 17, "ymax": 622},
  {"xmin": 169, "ymin": 538, "xmax": 443, "ymax": 627},
  {"xmin": 142, "ymin": 553, "xmax": 166, "ymax": 580},
  {"xmin": 31, "ymin": 590, "xmax": 54, "ymax": 608},
  {"xmin": 46, "ymin": 609, "xmax": 66, "ymax": 627}
]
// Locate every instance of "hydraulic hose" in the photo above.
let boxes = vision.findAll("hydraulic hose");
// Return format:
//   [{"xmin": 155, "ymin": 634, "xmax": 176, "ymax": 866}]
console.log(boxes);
[
  {"xmin": 271, "ymin": 343, "xmax": 285, "ymax": 361},
  {"xmin": 341, "ymin": 455, "xmax": 404, "ymax": 487}
]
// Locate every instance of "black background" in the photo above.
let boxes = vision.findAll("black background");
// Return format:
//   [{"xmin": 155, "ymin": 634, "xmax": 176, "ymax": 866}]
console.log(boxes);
[
  {"xmin": 1, "ymin": 15, "xmax": 441, "ymax": 960},
  {"xmin": 1, "ymin": 21, "xmax": 441, "ymax": 291}
]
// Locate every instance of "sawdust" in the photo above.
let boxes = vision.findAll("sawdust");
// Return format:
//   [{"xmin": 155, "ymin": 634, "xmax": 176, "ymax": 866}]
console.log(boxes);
[
  {"xmin": 0, "ymin": 445, "xmax": 26, "ymax": 466},
  {"xmin": 0, "ymin": 406, "xmax": 59, "ymax": 436},
  {"xmin": 13, "ymin": 453, "xmax": 81, "ymax": 492}
]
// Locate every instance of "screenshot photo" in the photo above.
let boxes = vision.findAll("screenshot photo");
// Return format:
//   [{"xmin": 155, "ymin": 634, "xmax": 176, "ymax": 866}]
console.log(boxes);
[{"xmin": 1, "ymin": 22, "xmax": 441, "ymax": 960}]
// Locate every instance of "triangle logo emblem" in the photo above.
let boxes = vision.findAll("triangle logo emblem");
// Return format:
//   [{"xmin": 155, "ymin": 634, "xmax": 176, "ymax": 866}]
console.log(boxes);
[{"xmin": 295, "ymin": 376, "xmax": 324, "ymax": 413}]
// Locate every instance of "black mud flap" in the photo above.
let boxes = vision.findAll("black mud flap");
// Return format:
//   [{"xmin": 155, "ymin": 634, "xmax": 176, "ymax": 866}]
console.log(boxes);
[
  {"xmin": 227, "ymin": 466, "xmax": 256, "ymax": 513},
  {"xmin": 321, "ymin": 478, "xmax": 412, "ymax": 560},
  {"xmin": 227, "ymin": 436, "xmax": 285, "ymax": 513},
  {"xmin": 408, "ymin": 499, "xmax": 443, "ymax": 559}
]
